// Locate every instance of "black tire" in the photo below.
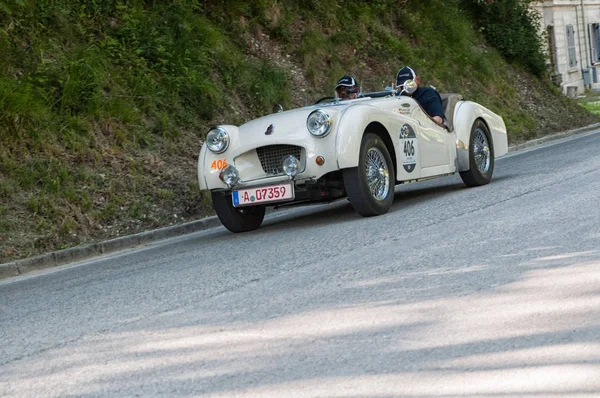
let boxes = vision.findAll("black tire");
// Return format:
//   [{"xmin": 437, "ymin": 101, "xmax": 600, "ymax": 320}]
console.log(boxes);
[
  {"xmin": 211, "ymin": 191, "xmax": 266, "ymax": 233},
  {"xmin": 459, "ymin": 119, "xmax": 495, "ymax": 187},
  {"xmin": 343, "ymin": 133, "xmax": 395, "ymax": 217}
]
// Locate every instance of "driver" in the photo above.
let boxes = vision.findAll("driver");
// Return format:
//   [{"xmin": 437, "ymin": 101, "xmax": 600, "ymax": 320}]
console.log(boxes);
[
  {"xmin": 335, "ymin": 75, "xmax": 360, "ymax": 100},
  {"xmin": 396, "ymin": 66, "xmax": 445, "ymax": 126}
]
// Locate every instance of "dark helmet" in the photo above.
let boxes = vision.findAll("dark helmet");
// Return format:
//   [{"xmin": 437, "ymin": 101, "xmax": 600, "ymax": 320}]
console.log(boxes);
[
  {"xmin": 396, "ymin": 66, "xmax": 417, "ymax": 87},
  {"xmin": 335, "ymin": 75, "xmax": 359, "ymax": 98}
]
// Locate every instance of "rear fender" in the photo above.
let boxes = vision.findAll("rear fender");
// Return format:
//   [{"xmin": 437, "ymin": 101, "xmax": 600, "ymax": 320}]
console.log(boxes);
[{"xmin": 454, "ymin": 101, "xmax": 507, "ymax": 171}]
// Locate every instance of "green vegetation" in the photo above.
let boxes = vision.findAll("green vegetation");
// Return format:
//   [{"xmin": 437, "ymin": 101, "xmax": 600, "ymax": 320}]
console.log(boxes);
[
  {"xmin": 461, "ymin": 0, "xmax": 547, "ymax": 75},
  {"xmin": 583, "ymin": 102, "xmax": 600, "ymax": 115},
  {"xmin": 0, "ymin": 0, "xmax": 598, "ymax": 262},
  {"xmin": 577, "ymin": 87, "xmax": 600, "ymax": 115}
]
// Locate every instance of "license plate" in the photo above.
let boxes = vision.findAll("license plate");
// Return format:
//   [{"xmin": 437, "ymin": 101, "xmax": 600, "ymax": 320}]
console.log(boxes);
[{"xmin": 232, "ymin": 183, "xmax": 294, "ymax": 207}]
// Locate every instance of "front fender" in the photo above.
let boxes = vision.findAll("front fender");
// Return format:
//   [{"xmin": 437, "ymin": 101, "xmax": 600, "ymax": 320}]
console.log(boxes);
[
  {"xmin": 335, "ymin": 105, "xmax": 397, "ymax": 169},
  {"xmin": 197, "ymin": 125, "xmax": 240, "ymax": 190}
]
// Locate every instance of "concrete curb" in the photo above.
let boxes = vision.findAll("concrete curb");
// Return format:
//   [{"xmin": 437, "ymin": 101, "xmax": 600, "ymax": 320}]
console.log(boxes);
[
  {"xmin": 0, "ymin": 216, "xmax": 221, "ymax": 280},
  {"xmin": 507, "ymin": 122, "xmax": 600, "ymax": 152},
  {"xmin": 1, "ymin": 122, "xmax": 599, "ymax": 281}
]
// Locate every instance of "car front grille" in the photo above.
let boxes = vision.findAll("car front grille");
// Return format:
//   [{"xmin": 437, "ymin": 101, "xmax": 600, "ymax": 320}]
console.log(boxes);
[{"xmin": 256, "ymin": 144, "xmax": 303, "ymax": 175}]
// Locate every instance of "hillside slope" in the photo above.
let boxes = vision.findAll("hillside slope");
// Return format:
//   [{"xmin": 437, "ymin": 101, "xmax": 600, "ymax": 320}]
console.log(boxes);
[{"xmin": 1, "ymin": 1, "xmax": 597, "ymax": 263}]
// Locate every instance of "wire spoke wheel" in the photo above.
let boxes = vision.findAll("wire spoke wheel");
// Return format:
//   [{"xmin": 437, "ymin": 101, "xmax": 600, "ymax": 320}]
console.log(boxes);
[
  {"xmin": 473, "ymin": 128, "xmax": 491, "ymax": 173},
  {"xmin": 365, "ymin": 147, "xmax": 390, "ymax": 201},
  {"xmin": 343, "ymin": 133, "xmax": 395, "ymax": 217},
  {"xmin": 459, "ymin": 119, "xmax": 494, "ymax": 187}
]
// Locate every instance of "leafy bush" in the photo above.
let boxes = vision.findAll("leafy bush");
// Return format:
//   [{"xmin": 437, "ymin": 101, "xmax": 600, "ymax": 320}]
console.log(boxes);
[{"xmin": 461, "ymin": 0, "xmax": 546, "ymax": 75}]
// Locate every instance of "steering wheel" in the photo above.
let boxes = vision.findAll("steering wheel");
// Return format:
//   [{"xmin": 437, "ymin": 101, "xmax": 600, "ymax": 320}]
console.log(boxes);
[{"xmin": 314, "ymin": 96, "xmax": 335, "ymax": 104}]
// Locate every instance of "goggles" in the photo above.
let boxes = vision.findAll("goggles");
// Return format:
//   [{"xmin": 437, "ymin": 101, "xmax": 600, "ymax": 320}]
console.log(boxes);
[{"xmin": 336, "ymin": 86, "xmax": 359, "ymax": 95}]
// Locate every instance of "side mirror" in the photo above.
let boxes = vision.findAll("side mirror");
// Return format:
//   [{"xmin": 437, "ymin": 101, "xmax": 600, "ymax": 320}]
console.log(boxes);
[
  {"xmin": 272, "ymin": 104, "xmax": 283, "ymax": 113},
  {"xmin": 403, "ymin": 80, "xmax": 418, "ymax": 95}
]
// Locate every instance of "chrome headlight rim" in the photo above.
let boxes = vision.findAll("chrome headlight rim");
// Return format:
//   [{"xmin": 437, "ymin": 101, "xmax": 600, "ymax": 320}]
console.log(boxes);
[
  {"xmin": 219, "ymin": 164, "xmax": 240, "ymax": 186},
  {"xmin": 402, "ymin": 79, "xmax": 418, "ymax": 95},
  {"xmin": 206, "ymin": 127, "xmax": 230, "ymax": 154},
  {"xmin": 282, "ymin": 155, "xmax": 301, "ymax": 177},
  {"xmin": 307, "ymin": 109, "xmax": 332, "ymax": 138}
]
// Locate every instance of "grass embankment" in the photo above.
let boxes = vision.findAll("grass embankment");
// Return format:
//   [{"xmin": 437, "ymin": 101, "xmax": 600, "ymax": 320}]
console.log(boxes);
[
  {"xmin": 0, "ymin": 1, "xmax": 597, "ymax": 263},
  {"xmin": 583, "ymin": 102, "xmax": 600, "ymax": 115},
  {"xmin": 579, "ymin": 90, "xmax": 600, "ymax": 115}
]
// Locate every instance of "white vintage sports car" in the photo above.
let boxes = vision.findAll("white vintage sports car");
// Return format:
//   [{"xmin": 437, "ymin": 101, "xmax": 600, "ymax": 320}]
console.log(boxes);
[{"xmin": 197, "ymin": 82, "xmax": 508, "ymax": 232}]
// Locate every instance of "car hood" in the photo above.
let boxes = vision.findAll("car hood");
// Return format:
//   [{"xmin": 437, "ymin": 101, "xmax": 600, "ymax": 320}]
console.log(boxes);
[{"xmin": 233, "ymin": 102, "xmax": 352, "ymax": 145}]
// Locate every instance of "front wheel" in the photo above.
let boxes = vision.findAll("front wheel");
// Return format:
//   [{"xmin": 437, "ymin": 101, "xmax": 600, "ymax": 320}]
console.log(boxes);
[
  {"xmin": 343, "ymin": 133, "xmax": 395, "ymax": 216},
  {"xmin": 460, "ymin": 119, "xmax": 494, "ymax": 187},
  {"xmin": 211, "ymin": 191, "xmax": 265, "ymax": 233}
]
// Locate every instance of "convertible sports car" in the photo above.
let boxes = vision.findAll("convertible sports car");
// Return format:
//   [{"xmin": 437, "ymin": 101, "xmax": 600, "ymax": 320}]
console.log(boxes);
[{"xmin": 197, "ymin": 82, "xmax": 508, "ymax": 232}]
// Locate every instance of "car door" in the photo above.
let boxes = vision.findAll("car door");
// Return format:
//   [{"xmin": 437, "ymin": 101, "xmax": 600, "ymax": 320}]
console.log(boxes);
[{"xmin": 409, "ymin": 105, "xmax": 451, "ymax": 172}]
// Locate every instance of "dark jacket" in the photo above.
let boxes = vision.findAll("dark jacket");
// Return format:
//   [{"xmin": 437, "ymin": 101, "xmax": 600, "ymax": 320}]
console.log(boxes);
[{"xmin": 411, "ymin": 86, "xmax": 445, "ymax": 120}]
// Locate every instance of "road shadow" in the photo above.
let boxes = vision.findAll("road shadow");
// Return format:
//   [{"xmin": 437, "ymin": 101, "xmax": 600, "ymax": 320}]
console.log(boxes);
[
  {"xmin": 3, "ymin": 242, "xmax": 599, "ymax": 397},
  {"xmin": 5, "ymin": 162, "xmax": 600, "ymax": 396}
]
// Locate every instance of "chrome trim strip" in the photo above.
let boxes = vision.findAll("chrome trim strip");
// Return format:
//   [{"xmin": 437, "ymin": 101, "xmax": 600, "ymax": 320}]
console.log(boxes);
[{"xmin": 234, "ymin": 175, "xmax": 317, "ymax": 188}]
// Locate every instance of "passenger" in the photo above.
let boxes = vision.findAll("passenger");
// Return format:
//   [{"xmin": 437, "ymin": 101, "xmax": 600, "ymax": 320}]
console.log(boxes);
[
  {"xmin": 335, "ymin": 75, "xmax": 360, "ymax": 100},
  {"xmin": 396, "ymin": 66, "xmax": 445, "ymax": 126}
]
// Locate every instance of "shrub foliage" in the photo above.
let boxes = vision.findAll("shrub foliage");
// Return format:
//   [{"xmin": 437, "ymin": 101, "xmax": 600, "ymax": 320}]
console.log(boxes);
[{"xmin": 461, "ymin": 0, "xmax": 546, "ymax": 75}]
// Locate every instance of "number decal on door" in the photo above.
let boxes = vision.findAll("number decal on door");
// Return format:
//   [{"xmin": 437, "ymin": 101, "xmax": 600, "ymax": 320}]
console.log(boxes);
[
  {"xmin": 403, "ymin": 140, "xmax": 415, "ymax": 156},
  {"xmin": 399, "ymin": 124, "xmax": 418, "ymax": 173}
]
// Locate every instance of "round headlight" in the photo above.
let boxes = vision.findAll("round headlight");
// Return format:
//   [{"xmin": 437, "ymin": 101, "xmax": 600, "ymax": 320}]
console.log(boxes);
[
  {"xmin": 206, "ymin": 127, "xmax": 230, "ymax": 153},
  {"xmin": 219, "ymin": 164, "xmax": 239, "ymax": 186},
  {"xmin": 307, "ymin": 110, "xmax": 332, "ymax": 137},
  {"xmin": 282, "ymin": 155, "xmax": 301, "ymax": 177}
]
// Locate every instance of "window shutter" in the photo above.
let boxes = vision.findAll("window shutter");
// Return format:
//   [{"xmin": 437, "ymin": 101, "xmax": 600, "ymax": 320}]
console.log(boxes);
[
  {"xmin": 588, "ymin": 23, "xmax": 598, "ymax": 63},
  {"xmin": 567, "ymin": 25, "xmax": 578, "ymax": 68}
]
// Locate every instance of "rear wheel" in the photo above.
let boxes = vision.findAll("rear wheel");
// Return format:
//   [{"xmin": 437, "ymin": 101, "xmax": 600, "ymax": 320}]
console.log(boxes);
[
  {"xmin": 460, "ymin": 119, "xmax": 494, "ymax": 187},
  {"xmin": 211, "ymin": 191, "xmax": 265, "ymax": 232},
  {"xmin": 343, "ymin": 133, "xmax": 395, "ymax": 216}
]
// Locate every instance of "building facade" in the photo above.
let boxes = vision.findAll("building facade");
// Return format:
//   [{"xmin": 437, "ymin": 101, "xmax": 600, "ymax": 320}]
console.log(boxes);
[{"xmin": 532, "ymin": 0, "xmax": 600, "ymax": 97}]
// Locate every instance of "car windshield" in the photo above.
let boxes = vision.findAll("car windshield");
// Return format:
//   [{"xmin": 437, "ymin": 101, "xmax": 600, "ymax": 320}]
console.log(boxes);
[{"xmin": 314, "ymin": 88, "xmax": 396, "ymax": 105}]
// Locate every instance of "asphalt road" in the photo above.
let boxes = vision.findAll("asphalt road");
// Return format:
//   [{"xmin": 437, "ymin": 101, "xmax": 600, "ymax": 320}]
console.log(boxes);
[{"xmin": 1, "ymin": 130, "xmax": 600, "ymax": 397}]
